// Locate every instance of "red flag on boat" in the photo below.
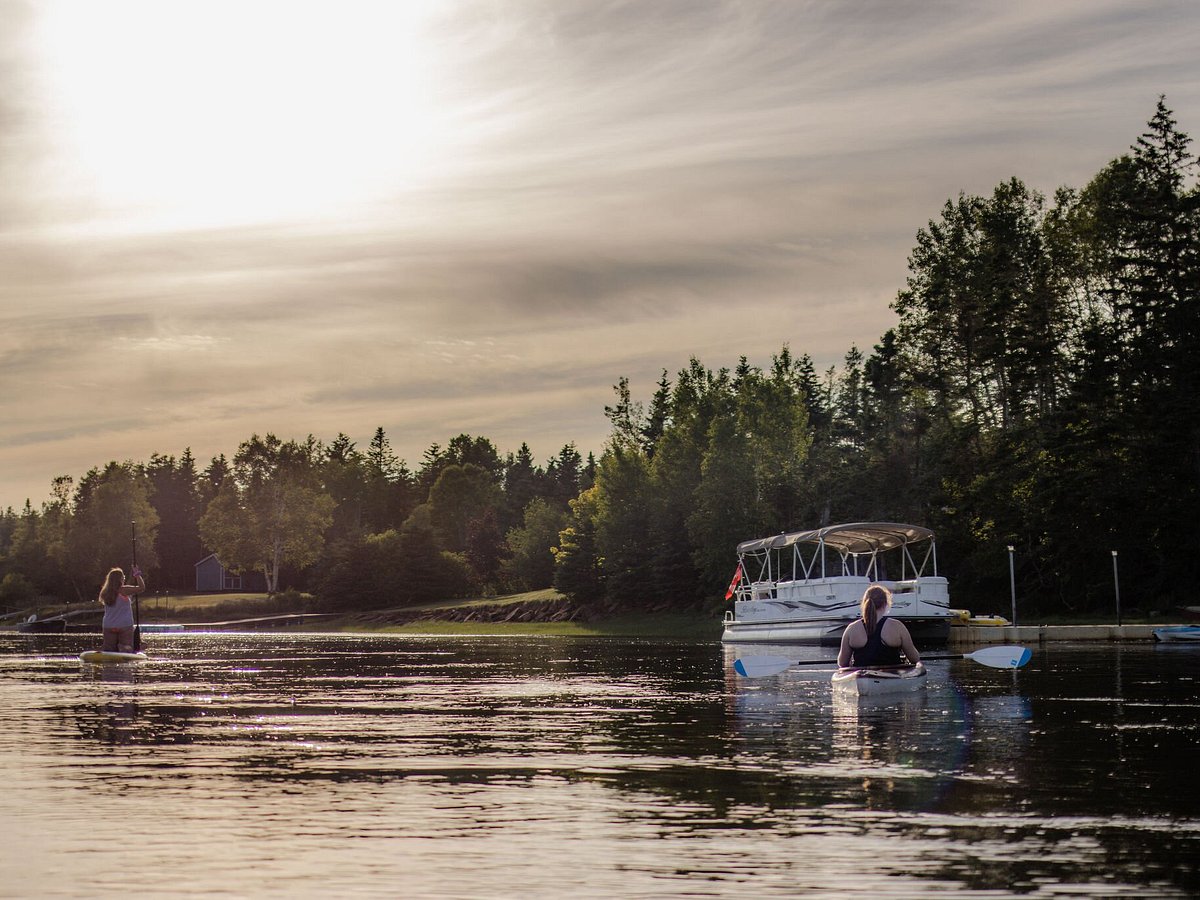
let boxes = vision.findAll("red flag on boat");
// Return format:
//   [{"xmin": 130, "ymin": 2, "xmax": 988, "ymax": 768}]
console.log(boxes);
[{"xmin": 725, "ymin": 564, "xmax": 743, "ymax": 600}]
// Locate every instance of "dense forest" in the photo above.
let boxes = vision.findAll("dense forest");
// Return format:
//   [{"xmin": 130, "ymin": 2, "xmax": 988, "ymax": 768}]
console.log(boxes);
[{"xmin": 2, "ymin": 100, "xmax": 1197, "ymax": 618}]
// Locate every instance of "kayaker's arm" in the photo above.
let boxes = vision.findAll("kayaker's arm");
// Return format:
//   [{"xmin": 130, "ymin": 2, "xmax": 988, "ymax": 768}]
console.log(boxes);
[
  {"xmin": 895, "ymin": 621, "xmax": 920, "ymax": 664},
  {"xmin": 837, "ymin": 624, "xmax": 854, "ymax": 667},
  {"xmin": 124, "ymin": 571, "xmax": 146, "ymax": 596}
]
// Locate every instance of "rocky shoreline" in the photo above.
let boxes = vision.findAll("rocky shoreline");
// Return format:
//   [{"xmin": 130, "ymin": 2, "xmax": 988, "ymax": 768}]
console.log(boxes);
[{"xmin": 341, "ymin": 596, "xmax": 586, "ymax": 628}]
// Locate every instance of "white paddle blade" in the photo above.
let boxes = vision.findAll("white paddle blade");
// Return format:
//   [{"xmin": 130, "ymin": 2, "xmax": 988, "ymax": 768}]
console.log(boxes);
[
  {"xmin": 733, "ymin": 655, "xmax": 794, "ymax": 678},
  {"xmin": 963, "ymin": 645, "xmax": 1032, "ymax": 669}
]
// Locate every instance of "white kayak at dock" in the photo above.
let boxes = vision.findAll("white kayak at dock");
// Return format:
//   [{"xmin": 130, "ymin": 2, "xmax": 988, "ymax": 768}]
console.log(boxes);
[
  {"xmin": 831, "ymin": 662, "xmax": 927, "ymax": 696},
  {"xmin": 1153, "ymin": 626, "xmax": 1200, "ymax": 643}
]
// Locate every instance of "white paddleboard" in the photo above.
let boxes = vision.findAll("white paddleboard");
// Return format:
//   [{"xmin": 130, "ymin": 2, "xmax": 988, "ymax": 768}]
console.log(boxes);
[{"xmin": 79, "ymin": 650, "xmax": 148, "ymax": 664}]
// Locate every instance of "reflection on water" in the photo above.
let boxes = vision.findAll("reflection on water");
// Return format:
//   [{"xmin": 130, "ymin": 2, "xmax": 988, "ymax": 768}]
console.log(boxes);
[{"xmin": 0, "ymin": 633, "xmax": 1197, "ymax": 897}]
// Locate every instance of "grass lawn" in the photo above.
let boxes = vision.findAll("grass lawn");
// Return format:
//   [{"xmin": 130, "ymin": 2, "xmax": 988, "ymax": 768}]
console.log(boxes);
[
  {"xmin": 325, "ymin": 588, "xmax": 722, "ymax": 639},
  {"xmin": 346, "ymin": 611, "xmax": 721, "ymax": 640},
  {"xmin": 125, "ymin": 588, "xmax": 721, "ymax": 638},
  {"xmin": 139, "ymin": 592, "xmax": 276, "ymax": 612}
]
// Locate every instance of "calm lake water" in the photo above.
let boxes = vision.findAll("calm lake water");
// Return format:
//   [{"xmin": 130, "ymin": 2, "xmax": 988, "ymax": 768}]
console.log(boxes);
[{"xmin": 0, "ymin": 632, "xmax": 1197, "ymax": 898}]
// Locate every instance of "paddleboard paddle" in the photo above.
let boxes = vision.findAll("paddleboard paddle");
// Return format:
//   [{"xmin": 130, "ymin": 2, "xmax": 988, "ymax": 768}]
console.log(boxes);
[{"xmin": 131, "ymin": 521, "xmax": 141, "ymax": 654}]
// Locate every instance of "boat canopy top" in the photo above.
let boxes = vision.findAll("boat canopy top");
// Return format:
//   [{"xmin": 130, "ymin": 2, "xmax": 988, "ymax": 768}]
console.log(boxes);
[{"xmin": 736, "ymin": 522, "xmax": 935, "ymax": 557}]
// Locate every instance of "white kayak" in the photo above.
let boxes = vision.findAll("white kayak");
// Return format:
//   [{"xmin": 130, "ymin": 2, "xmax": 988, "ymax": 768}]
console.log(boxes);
[
  {"xmin": 832, "ymin": 662, "xmax": 927, "ymax": 696},
  {"xmin": 79, "ymin": 650, "xmax": 149, "ymax": 664},
  {"xmin": 1153, "ymin": 626, "xmax": 1200, "ymax": 643}
]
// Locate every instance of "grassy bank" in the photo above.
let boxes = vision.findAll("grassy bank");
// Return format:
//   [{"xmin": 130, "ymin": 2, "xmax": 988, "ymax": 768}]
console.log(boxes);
[
  {"xmin": 2, "ymin": 588, "xmax": 721, "ymax": 638},
  {"xmin": 324, "ymin": 588, "xmax": 720, "ymax": 639},
  {"xmin": 135, "ymin": 589, "xmax": 721, "ymax": 639},
  {"xmin": 336, "ymin": 611, "xmax": 720, "ymax": 640}
]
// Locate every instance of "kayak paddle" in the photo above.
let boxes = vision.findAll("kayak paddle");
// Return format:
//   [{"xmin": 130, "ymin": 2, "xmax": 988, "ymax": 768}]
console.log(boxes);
[
  {"xmin": 733, "ymin": 645, "xmax": 1033, "ymax": 678},
  {"xmin": 131, "ymin": 521, "xmax": 141, "ymax": 654}
]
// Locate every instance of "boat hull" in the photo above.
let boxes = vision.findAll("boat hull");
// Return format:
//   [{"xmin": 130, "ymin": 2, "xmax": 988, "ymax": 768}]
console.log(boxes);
[
  {"xmin": 832, "ymin": 662, "xmax": 927, "ymax": 696},
  {"xmin": 721, "ymin": 616, "xmax": 847, "ymax": 645},
  {"xmin": 722, "ymin": 616, "xmax": 951, "ymax": 647},
  {"xmin": 17, "ymin": 619, "xmax": 66, "ymax": 634}
]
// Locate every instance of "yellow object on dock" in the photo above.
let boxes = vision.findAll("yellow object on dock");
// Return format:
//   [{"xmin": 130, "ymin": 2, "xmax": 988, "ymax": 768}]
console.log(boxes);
[{"xmin": 949, "ymin": 609, "xmax": 1010, "ymax": 627}]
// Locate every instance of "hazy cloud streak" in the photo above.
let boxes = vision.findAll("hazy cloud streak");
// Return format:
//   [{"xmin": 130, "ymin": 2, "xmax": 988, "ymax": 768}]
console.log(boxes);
[{"xmin": 1, "ymin": 0, "xmax": 1197, "ymax": 505}]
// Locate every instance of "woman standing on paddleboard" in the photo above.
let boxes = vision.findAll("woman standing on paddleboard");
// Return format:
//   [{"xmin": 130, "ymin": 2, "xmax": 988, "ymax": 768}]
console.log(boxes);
[
  {"xmin": 837, "ymin": 584, "xmax": 921, "ymax": 668},
  {"xmin": 98, "ymin": 566, "xmax": 145, "ymax": 653}
]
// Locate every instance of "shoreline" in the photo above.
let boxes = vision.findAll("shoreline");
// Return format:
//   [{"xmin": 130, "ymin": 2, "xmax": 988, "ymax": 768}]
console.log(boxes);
[
  {"xmin": 946, "ymin": 623, "xmax": 1188, "ymax": 645},
  {"xmin": 4, "ymin": 586, "xmax": 1192, "ymax": 643},
  {"xmin": 7, "ymin": 620, "xmax": 1191, "ymax": 642}
]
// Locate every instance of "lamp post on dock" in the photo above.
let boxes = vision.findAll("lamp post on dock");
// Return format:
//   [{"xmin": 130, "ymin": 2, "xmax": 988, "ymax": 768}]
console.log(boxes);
[
  {"xmin": 1007, "ymin": 545, "xmax": 1017, "ymax": 628},
  {"xmin": 1112, "ymin": 551, "xmax": 1121, "ymax": 626}
]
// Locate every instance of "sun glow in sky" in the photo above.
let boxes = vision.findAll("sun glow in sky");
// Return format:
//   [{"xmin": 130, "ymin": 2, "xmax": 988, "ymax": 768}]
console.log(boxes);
[
  {"xmin": 1, "ymin": 1, "xmax": 1198, "ymax": 507},
  {"xmin": 33, "ymin": 1, "xmax": 452, "ymax": 230}
]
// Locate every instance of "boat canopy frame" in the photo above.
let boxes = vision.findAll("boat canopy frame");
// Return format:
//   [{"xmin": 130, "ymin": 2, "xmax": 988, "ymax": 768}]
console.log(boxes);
[{"xmin": 736, "ymin": 522, "xmax": 939, "ymax": 586}]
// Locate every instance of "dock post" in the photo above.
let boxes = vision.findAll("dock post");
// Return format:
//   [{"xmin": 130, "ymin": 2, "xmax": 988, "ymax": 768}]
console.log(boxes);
[
  {"xmin": 1112, "ymin": 551, "xmax": 1121, "ymax": 626},
  {"xmin": 1007, "ymin": 545, "xmax": 1017, "ymax": 627}
]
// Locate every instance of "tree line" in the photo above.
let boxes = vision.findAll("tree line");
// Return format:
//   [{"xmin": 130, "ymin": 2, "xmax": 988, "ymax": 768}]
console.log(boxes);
[
  {"xmin": 0, "ymin": 429, "xmax": 595, "ymax": 612},
  {"xmin": 563, "ymin": 99, "xmax": 1196, "ymax": 617},
  {"xmin": 2, "ymin": 100, "xmax": 1196, "ymax": 617}
]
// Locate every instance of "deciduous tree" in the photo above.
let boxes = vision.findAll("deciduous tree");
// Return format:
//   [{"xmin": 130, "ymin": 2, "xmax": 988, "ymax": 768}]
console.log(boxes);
[{"xmin": 198, "ymin": 435, "xmax": 335, "ymax": 593}]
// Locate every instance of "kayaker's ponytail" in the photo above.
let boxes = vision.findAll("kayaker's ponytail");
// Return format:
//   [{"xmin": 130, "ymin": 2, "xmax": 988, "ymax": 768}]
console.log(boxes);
[
  {"xmin": 98, "ymin": 568, "xmax": 123, "ymax": 606},
  {"xmin": 861, "ymin": 584, "xmax": 892, "ymax": 635}
]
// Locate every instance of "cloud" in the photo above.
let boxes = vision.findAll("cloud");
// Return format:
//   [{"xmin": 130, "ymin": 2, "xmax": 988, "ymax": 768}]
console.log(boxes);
[{"xmin": 1, "ymin": 0, "xmax": 1198, "ymax": 505}]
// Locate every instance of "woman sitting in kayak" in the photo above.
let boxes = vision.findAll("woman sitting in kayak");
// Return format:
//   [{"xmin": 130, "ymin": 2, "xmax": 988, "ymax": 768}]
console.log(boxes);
[
  {"xmin": 98, "ymin": 566, "xmax": 145, "ymax": 653},
  {"xmin": 837, "ymin": 584, "xmax": 921, "ymax": 668}
]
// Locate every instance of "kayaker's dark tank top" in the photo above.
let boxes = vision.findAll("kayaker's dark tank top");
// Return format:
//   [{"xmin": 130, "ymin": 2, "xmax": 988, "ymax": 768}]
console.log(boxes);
[{"xmin": 852, "ymin": 616, "xmax": 903, "ymax": 667}]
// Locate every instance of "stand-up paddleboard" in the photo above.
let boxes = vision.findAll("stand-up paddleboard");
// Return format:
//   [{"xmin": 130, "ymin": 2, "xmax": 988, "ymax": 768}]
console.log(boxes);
[{"xmin": 80, "ymin": 650, "xmax": 148, "ymax": 664}]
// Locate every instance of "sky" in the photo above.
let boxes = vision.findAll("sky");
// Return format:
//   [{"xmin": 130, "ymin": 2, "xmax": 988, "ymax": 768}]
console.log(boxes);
[{"xmin": 2, "ymin": 0, "xmax": 1198, "ymax": 508}]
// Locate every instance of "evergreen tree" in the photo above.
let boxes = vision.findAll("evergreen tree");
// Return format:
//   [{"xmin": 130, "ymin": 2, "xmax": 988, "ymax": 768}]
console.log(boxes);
[
  {"xmin": 641, "ymin": 369, "xmax": 672, "ymax": 457},
  {"xmin": 592, "ymin": 444, "xmax": 654, "ymax": 610},
  {"xmin": 145, "ymin": 450, "xmax": 204, "ymax": 591},
  {"xmin": 795, "ymin": 351, "xmax": 828, "ymax": 435},
  {"xmin": 502, "ymin": 443, "xmax": 542, "ymax": 528},
  {"xmin": 427, "ymin": 463, "xmax": 502, "ymax": 552},
  {"xmin": 67, "ymin": 462, "xmax": 160, "ymax": 595},
  {"xmin": 688, "ymin": 401, "xmax": 759, "ymax": 592},
  {"xmin": 364, "ymin": 427, "xmax": 416, "ymax": 531},
  {"xmin": 546, "ymin": 443, "xmax": 584, "ymax": 508}
]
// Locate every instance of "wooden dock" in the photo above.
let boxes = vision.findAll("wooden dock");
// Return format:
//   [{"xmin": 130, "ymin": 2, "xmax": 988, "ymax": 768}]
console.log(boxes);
[{"xmin": 949, "ymin": 624, "xmax": 1179, "ymax": 644}]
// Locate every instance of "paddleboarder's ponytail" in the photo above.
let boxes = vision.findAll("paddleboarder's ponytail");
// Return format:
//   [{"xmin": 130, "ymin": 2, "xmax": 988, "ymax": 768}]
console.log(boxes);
[
  {"xmin": 99, "ymin": 568, "xmax": 123, "ymax": 606},
  {"xmin": 860, "ymin": 584, "xmax": 892, "ymax": 635}
]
